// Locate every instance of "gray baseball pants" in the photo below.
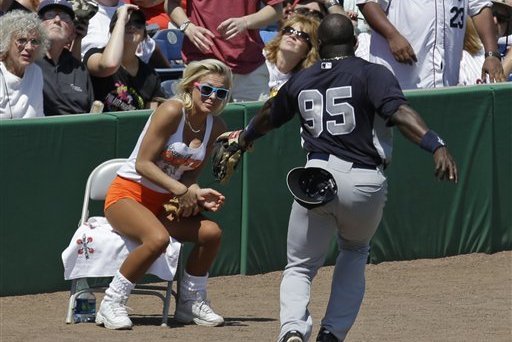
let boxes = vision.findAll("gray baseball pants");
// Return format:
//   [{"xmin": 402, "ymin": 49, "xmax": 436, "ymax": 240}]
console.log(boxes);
[{"xmin": 278, "ymin": 155, "xmax": 388, "ymax": 341}]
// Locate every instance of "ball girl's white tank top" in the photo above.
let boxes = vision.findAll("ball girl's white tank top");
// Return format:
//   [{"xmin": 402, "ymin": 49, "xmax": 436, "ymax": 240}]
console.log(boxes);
[{"xmin": 118, "ymin": 105, "xmax": 213, "ymax": 193}]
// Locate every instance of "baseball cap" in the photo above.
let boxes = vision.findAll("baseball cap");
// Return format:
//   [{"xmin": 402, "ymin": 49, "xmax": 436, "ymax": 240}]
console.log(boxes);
[
  {"xmin": 492, "ymin": 0, "xmax": 512, "ymax": 7},
  {"xmin": 492, "ymin": 0, "xmax": 512, "ymax": 15},
  {"xmin": 109, "ymin": 8, "xmax": 146, "ymax": 33},
  {"xmin": 286, "ymin": 166, "xmax": 337, "ymax": 209},
  {"xmin": 37, "ymin": 0, "xmax": 75, "ymax": 20}
]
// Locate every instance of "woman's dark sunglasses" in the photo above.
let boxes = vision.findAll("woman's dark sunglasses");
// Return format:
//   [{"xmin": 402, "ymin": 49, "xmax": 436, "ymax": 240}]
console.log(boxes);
[
  {"xmin": 282, "ymin": 26, "xmax": 311, "ymax": 44},
  {"xmin": 293, "ymin": 7, "xmax": 324, "ymax": 20},
  {"xmin": 194, "ymin": 82, "xmax": 230, "ymax": 100}
]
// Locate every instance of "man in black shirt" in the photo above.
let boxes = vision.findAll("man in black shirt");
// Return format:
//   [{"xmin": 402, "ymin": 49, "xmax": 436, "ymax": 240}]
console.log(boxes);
[
  {"xmin": 235, "ymin": 14, "xmax": 458, "ymax": 342},
  {"xmin": 37, "ymin": 0, "xmax": 94, "ymax": 115}
]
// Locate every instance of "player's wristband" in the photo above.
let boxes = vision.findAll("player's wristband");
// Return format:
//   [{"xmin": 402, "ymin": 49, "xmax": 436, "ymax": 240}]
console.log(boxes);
[
  {"xmin": 243, "ymin": 124, "xmax": 264, "ymax": 145},
  {"xmin": 420, "ymin": 130, "xmax": 446, "ymax": 153}
]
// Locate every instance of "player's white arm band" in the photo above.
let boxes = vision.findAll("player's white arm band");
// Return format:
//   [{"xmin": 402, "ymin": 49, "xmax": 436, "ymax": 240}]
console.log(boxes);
[{"xmin": 420, "ymin": 130, "xmax": 446, "ymax": 153}]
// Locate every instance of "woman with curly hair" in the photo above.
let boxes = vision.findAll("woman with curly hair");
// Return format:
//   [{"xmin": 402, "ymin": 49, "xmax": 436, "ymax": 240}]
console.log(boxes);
[
  {"xmin": 0, "ymin": 10, "xmax": 49, "ymax": 119},
  {"xmin": 96, "ymin": 58, "xmax": 232, "ymax": 330},
  {"xmin": 263, "ymin": 14, "xmax": 319, "ymax": 98}
]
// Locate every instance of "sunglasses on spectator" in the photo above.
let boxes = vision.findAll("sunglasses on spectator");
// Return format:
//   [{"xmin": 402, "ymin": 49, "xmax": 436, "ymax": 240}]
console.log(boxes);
[
  {"xmin": 194, "ymin": 82, "xmax": 230, "ymax": 100},
  {"xmin": 41, "ymin": 10, "xmax": 73, "ymax": 23},
  {"xmin": 15, "ymin": 37, "xmax": 41, "ymax": 49},
  {"xmin": 293, "ymin": 7, "xmax": 324, "ymax": 20},
  {"xmin": 282, "ymin": 26, "xmax": 311, "ymax": 44}
]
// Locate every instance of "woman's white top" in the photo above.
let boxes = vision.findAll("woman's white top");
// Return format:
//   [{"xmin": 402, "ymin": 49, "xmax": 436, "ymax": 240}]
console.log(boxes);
[
  {"xmin": 266, "ymin": 58, "xmax": 292, "ymax": 97},
  {"xmin": 118, "ymin": 105, "xmax": 213, "ymax": 193},
  {"xmin": 0, "ymin": 62, "xmax": 44, "ymax": 119}
]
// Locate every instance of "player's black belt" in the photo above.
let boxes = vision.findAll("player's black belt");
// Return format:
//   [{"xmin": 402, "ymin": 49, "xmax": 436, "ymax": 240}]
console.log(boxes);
[{"xmin": 307, "ymin": 152, "xmax": 377, "ymax": 170}]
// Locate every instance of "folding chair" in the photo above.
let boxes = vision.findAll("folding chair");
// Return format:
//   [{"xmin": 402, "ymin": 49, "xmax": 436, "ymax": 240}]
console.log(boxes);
[{"xmin": 64, "ymin": 158, "xmax": 183, "ymax": 327}]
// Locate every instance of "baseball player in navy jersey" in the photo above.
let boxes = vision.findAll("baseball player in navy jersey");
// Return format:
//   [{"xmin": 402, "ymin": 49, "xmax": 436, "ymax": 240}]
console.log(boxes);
[
  {"xmin": 356, "ymin": 0, "xmax": 505, "ymax": 89},
  {"xmin": 230, "ymin": 14, "xmax": 458, "ymax": 342}
]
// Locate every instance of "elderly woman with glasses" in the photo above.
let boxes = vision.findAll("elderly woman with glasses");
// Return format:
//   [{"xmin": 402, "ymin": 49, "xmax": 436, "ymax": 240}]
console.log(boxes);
[
  {"xmin": 95, "ymin": 58, "xmax": 232, "ymax": 330},
  {"xmin": 263, "ymin": 14, "xmax": 319, "ymax": 98},
  {"xmin": 84, "ymin": 4, "xmax": 164, "ymax": 112},
  {"xmin": 0, "ymin": 10, "xmax": 48, "ymax": 119}
]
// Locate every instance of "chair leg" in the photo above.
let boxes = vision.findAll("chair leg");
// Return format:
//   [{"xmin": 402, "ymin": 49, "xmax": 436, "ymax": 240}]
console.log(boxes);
[
  {"xmin": 65, "ymin": 279, "xmax": 78, "ymax": 324},
  {"xmin": 175, "ymin": 245, "xmax": 185, "ymax": 303},
  {"xmin": 161, "ymin": 281, "xmax": 173, "ymax": 327}
]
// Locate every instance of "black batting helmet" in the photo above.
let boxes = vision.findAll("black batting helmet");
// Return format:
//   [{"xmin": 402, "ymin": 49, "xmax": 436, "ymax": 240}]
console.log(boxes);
[{"xmin": 286, "ymin": 167, "xmax": 337, "ymax": 209}]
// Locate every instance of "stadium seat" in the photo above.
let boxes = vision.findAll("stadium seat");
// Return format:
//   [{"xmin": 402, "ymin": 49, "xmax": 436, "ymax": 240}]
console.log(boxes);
[
  {"xmin": 260, "ymin": 29, "xmax": 278, "ymax": 43},
  {"xmin": 62, "ymin": 158, "xmax": 183, "ymax": 327},
  {"xmin": 153, "ymin": 29, "xmax": 185, "ymax": 82},
  {"xmin": 160, "ymin": 79, "xmax": 180, "ymax": 98},
  {"xmin": 153, "ymin": 29, "xmax": 185, "ymax": 65}
]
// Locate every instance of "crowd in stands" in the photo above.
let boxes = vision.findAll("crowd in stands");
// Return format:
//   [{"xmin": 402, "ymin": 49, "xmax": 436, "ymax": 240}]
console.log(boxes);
[
  {"xmin": 1, "ymin": 0, "xmax": 510, "ymax": 339},
  {"xmin": 1, "ymin": 0, "xmax": 511, "ymax": 118}
]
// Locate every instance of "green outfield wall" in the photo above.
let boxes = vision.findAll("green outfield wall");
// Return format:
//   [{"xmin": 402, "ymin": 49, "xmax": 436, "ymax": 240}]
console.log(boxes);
[{"xmin": 1, "ymin": 84, "xmax": 510, "ymax": 296}]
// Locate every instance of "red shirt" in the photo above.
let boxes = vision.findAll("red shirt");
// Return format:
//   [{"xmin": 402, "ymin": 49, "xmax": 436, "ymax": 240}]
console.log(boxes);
[
  {"xmin": 126, "ymin": 0, "xmax": 171, "ymax": 30},
  {"xmin": 183, "ymin": 0, "xmax": 282, "ymax": 74}
]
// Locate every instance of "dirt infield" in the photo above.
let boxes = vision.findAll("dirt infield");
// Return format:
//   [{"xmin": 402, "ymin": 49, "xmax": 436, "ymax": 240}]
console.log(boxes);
[{"xmin": 1, "ymin": 251, "xmax": 511, "ymax": 342}]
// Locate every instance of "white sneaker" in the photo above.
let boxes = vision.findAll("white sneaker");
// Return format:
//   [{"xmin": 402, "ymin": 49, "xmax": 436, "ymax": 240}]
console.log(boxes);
[
  {"xmin": 95, "ymin": 297, "xmax": 133, "ymax": 330},
  {"xmin": 175, "ymin": 298, "xmax": 224, "ymax": 327}
]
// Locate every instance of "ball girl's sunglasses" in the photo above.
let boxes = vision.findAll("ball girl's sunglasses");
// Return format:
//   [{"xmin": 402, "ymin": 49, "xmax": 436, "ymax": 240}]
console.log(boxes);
[{"xmin": 194, "ymin": 82, "xmax": 230, "ymax": 100}]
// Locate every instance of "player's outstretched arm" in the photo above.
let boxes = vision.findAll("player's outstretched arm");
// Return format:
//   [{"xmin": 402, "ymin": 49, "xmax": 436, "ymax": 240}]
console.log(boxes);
[
  {"xmin": 239, "ymin": 96, "xmax": 276, "ymax": 147},
  {"xmin": 390, "ymin": 104, "xmax": 458, "ymax": 183},
  {"xmin": 212, "ymin": 97, "xmax": 280, "ymax": 184}
]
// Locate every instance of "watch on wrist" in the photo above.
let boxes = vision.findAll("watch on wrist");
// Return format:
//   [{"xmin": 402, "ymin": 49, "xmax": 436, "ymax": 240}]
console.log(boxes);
[
  {"xmin": 325, "ymin": 0, "xmax": 340, "ymax": 9},
  {"xmin": 179, "ymin": 20, "xmax": 191, "ymax": 32},
  {"xmin": 484, "ymin": 51, "xmax": 502, "ymax": 60}
]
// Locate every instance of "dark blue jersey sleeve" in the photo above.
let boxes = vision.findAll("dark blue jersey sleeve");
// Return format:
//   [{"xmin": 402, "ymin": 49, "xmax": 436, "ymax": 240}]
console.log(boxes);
[
  {"xmin": 269, "ymin": 81, "xmax": 297, "ymax": 128},
  {"xmin": 365, "ymin": 64, "xmax": 407, "ymax": 123}
]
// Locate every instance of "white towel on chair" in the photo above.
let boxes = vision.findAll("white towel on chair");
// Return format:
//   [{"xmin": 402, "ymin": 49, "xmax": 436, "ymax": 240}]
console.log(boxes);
[{"xmin": 62, "ymin": 217, "xmax": 181, "ymax": 281}]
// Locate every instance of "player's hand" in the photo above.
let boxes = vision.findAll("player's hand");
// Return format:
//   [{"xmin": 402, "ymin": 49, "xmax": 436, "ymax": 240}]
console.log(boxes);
[
  {"xmin": 196, "ymin": 188, "xmax": 225, "ymax": 212},
  {"xmin": 184, "ymin": 23, "xmax": 215, "ymax": 54},
  {"xmin": 217, "ymin": 17, "xmax": 248, "ymax": 40},
  {"xmin": 433, "ymin": 147, "xmax": 458, "ymax": 183},
  {"xmin": 481, "ymin": 57, "xmax": 506, "ymax": 83},
  {"xmin": 388, "ymin": 33, "xmax": 417, "ymax": 65}
]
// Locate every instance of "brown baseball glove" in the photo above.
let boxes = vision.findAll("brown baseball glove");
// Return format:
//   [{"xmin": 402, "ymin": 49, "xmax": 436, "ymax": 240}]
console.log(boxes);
[
  {"xmin": 163, "ymin": 197, "xmax": 181, "ymax": 221},
  {"xmin": 212, "ymin": 130, "xmax": 248, "ymax": 184}
]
